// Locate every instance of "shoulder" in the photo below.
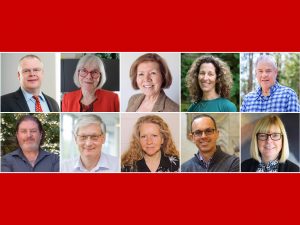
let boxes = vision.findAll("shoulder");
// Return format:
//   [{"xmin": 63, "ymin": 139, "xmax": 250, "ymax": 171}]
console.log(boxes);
[
  {"xmin": 163, "ymin": 95, "xmax": 179, "ymax": 112},
  {"xmin": 283, "ymin": 160, "xmax": 299, "ymax": 172},
  {"xmin": 63, "ymin": 89, "xmax": 81, "ymax": 98},
  {"xmin": 243, "ymin": 91, "xmax": 257, "ymax": 101},
  {"xmin": 181, "ymin": 156, "xmax": 197, "ymax": 171},
  {"xmin": 128, "ymin": 93, "xmax": 143, "ymax": 102},
  {"xmin": 218, "ymin": 98, "xmax": 237, "ymax": 112},
  {"xmin": 96, "ymin": 89, "xmax": 118, "ymax": 98},
  {"xmin": 187, "ymin": 102, "xmax": 199, "ymax": 112},
  {"xmin": 241, "ymin": 158, "xmax": 258, "ymax": 172}
]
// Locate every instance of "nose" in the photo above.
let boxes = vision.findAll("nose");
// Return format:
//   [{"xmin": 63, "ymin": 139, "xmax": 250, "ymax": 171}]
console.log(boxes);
[
  {"xmin": 146, "ymin": 137, "xmax": 153, "ymax": 144},
  {"xmin": 145, "ymin": 73, "xmax": 152, "ymax": 81}
]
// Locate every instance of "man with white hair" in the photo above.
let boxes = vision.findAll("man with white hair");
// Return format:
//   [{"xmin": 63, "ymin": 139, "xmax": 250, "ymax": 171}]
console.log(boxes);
[
  {"xmin": 241, "ymin": 54, "xmax": 300, "ymax": 112},
  {"xmin": 1, "ymin": 54, "xmax": 59, "ymax": 112}
]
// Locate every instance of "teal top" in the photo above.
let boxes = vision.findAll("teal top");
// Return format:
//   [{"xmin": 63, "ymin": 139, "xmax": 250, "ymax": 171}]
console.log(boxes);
[{"xmin": 187, "ymin": 97, "xmax": 237, "ymax": 112}]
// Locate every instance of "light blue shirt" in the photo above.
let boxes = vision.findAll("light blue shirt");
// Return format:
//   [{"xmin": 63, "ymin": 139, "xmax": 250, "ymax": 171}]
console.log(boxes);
[
  {"xmin": 61, "ymin": 152, "xmax": 119, "ymax": 172},
  {"xmin": 21, "ymin": 88, "xmax": 50, "ymax": 112}
]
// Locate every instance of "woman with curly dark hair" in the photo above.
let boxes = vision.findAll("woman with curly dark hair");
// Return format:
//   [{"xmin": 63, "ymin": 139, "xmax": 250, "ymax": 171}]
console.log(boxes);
[{"xmin": 186, "ymin": 55, "xmax": 237, "ymax": 112}]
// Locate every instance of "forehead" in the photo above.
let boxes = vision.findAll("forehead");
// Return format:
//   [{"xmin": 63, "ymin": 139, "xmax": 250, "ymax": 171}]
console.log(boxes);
[
  {"xmin": 139, "ymin": 122, "xmax": 160, "ymax": 132},
  {"xmin": 77, "ymin": 123, "xmax": 101, "ymax": 134},
  {"xmin": 199, "ymin": 63, "xmax": 216, "ymax": 72},
  {"xmin": 192, "ymin": 117, "xmax": 215, "ymax": 130},
  {"xmin": 137, "ymin": 61, "xmax": 160, "ymax": 71},
  {"xmin": 18, "ymin": 120, "xmax": 39, "ymax": 129},
  {"xmin": 258, "ymin": 124, "xmax": 281, "ymax": 133},
  {"xmin": 256, "ymin": 60, "xmax": 275, "ymax": 70},
  {"xmin": 82, "ymin": 61, "xmax": 99, "ymax": 70},
  {"xmin": 20, "ymin": 57, "xmax": 42, "ymax": 68}
]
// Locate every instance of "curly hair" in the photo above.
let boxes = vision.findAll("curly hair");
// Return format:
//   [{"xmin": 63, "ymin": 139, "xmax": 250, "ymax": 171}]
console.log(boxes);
[
  {"xmin": 121, "ymin": 115, "xmax": 179, "ymax": 167},
  {"xmin": 186, "ymin": 55, "xmax": 233, "ymax": 102}
]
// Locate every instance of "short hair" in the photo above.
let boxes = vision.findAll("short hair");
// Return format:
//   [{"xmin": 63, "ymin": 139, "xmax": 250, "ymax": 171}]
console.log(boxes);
[
  {"xmin": 73, "ymin": 54, "xmax": 107, "ymax": 89},
  {"xmin": 121, "ymin": 115, "xmax": 179, "ymax": 167},
  {"xmin": 15, "ymin": 115, "xmax": 45, "ymax": 147},
  {"xmin": 250, "ymin": 115, "xmax": 289, "ymax": 163},
  {"xmin": 186, "ymin": 55, "xmax": 233, "ymax": 102},
  {"xmin": 255, "ymin": 55, "xmax": 277, "ymax": 70},
  {"xmin": 73, "ymin": 114, "xmax": 106, "ymax": 136},
  {"xmin": 191, "ymin": 114, "xmax": 217, "ymax": 131},
  {"xmin": 18, "ymin": 54, "xmax": 44, "ymax": 73},
  {"xmin": 129, "ymin": 53, "xmax": 173, "ymax": 90}
]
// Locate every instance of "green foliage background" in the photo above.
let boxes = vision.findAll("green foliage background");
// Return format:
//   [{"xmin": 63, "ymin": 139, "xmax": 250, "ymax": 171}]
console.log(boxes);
[
  {"xmin": 1, "ymin": 113, "xmax": 60, "ymax": 156},
  {"xmin": 181, "ymin": 53, "xmax": 240, "ymax": 111}
]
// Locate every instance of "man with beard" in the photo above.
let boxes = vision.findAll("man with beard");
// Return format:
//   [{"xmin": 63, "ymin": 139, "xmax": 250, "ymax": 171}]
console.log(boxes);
[
  {"xmin": 181, "ymin": 114, "xmax": 239, "ymax": 172},
  {"xmin": 1, "ymin": 115, "xmax": 59, "ymax": 172},
  {"xmin": 1, "ymin": 54, "xmax": 59, "ymax": 112}
]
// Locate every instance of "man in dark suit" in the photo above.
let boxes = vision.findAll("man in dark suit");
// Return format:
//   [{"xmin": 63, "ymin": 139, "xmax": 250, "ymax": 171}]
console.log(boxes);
[{"xmin": 1, "ymin": 54, "xmax": 59, "ymax": 112}]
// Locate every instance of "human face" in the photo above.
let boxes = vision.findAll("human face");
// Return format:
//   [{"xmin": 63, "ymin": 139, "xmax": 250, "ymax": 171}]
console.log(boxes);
[
  {"xmin": 16, "ymin": 120, "xmax": 42, "ymax": 152},
  {"xmin": 75, "ymin": 124, "xmax": 105, "ymax": 159},
  {"xmin": 256, "ymin": 61, "xmax": 277, "ymax": 93},
  {"xmin": 198, "ymin": 63, "xmax": 217, "ymax": 95},
  {"xmin": 18, "ymin": 57, "xmax": 44, "ymax": 93},
  {"xmin": 257, "ymin": 125, "xmax": 282, "ymax": 163},
  {"xmin": 136, "ymin": 61, "xmax": 163, "ymax": 98},
  {"xmin": 190, "ymin": 117, "xmax": 219, "ymax": 154},
  {"xmin": 78, "ymin": 63, "xmax": 100, "ymax": 92},
  {"xmin": 139, "ymin": 123, "xmax": 164, "ymax": 157}
]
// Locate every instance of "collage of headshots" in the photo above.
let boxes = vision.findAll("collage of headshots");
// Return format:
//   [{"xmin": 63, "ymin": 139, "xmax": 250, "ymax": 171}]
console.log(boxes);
[{"xmin": 0, "ymin": 52, "xmax": 299, "ymax": 173}]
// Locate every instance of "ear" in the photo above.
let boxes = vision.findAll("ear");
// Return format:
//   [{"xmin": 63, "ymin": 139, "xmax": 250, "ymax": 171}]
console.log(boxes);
[
  {"xmin": 189, "ymin": 133, "xmax": 195, "ymax": 142},
  {"xmin": 18, "ymin": 72, "xmax": 21, "ymax": 81}
]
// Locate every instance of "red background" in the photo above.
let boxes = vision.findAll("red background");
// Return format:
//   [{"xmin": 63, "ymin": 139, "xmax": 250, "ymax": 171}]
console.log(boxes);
[{"xmin": 1, "ymin": 0, "xmax": 300, "ymax": 224}]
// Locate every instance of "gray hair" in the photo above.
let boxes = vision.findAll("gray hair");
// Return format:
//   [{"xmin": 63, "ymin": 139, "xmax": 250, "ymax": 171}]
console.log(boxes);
[
  {"xmin": 18, "ymin": 54, "xmax": 44, "ymax": 73},
  {"xmin": 255, "ymin": 55, "xmax": 277, "ymax": 70},
  {"xmin": 73, "ymin": 114, "xmax": 106, "ymax": 135},
  {"xmin": 73, "ymin": 54, "xmax": 107, "ymax": 89}
]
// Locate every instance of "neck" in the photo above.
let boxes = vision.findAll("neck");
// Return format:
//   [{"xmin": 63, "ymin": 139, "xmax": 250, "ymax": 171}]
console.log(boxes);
[
  {"xmin": 81, "ymin": 89, "xmax": 97, "ymax": 105},
  {"xmin": 199, "ymin": 147, "xmax": 217, "ymax": 162},
  {"xmin": 202, "ymin": 91, "xmax": 219, "ymax": 100},
  {"xmin": 23, "ymin": 87, "xmax": 40, "ymax": 96},
  {"xmin": 144, "ymin": 92, "xmax": 160, "ymax": 103},
  {"xmin": 80, "ymin": 154, "xmax": 101, "ymax": 171},
  {"xmin": 262, "ymin": 156, "xmax": 277, "ymax": 164},
  {"xmin": 261, "ymin": 88, "xmax": 270, "ymax": 96},
  {"xmin": 22, "ymin": 149, "xmax": 39, "ymax": 166},
  {"xmin": 144, "ymin": 151, "xmax": 161, "ymax": 172}
]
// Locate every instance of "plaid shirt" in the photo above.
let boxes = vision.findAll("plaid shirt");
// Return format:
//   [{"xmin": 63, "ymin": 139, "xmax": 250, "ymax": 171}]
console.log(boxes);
[{"xmin": 241, "ymin": 82, "xmax": 300, "ymax": 112}]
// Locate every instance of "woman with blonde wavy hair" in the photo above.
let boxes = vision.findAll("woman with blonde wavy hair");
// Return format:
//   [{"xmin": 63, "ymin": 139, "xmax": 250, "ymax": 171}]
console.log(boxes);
[
  {"xmin": 121, "ymin": 115, "xmax": 179, "ymax": 172},
  {"xmin": 186, "ymin": 55, "xmax": 237, "ymax": 112}
]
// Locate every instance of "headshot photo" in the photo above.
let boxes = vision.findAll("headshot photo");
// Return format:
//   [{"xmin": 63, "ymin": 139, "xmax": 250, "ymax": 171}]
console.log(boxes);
[
  {"xmin": 1, "ymin": 53, "xmax": 59, "ymax": 112},
  {"xmin": 1, "ymin": 113, "xmax": 60, "ymax": 172},
  {"xmin": 121, "ymin": 113, "xmax": 180, "ymax": 172},
  {"xmin": 181, "ymin": 53, "xmax": 239, "ymax": 112},
  {"xmin": 241, "ymin": 113, "xmax": 299, "ymax": 172},
  {"xmin": 181, "ymin": 113, "xmax": 240, "ymax": 172},
  {"xmin": 120, "ymin": 52, "xmax": 180, "ymax": 112},
  {"xmin": 60, "ymin": 113, "xmax": 119, "ymax": 172},
  {"xmin": 61, "ymin": 53, "xmax": 120, "ymax": 112},
  {"xmin": 240, "ymin": 53, "xmax": 300, "ymax": 112}
]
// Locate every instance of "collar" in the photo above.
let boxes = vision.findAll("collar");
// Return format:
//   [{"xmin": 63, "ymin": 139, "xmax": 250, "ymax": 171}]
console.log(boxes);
[
  {"xmin": 74, "ymin": 152, "xmax": 111, "ymax": 172},
  {"xmin": 12, "ymin": 148, "xmax": 50, "ymax": 163},
  {"xmin": 21, "ymin": 87, "xmax": 46, "ymax": 102},
  {"xmin": 256, "ymin": 81, "xmax": 279, "ymax": 99}
]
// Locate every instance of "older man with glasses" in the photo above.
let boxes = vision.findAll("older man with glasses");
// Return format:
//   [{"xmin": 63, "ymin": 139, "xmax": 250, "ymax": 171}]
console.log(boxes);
[{"xmin": 181, "ymin": 114, "xmax": 240, "ymax": 172}]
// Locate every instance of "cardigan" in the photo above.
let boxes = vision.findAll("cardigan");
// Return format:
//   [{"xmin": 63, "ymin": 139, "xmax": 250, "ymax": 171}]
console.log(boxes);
[
  {"xmin": 62, "ymin": 89, "xmax": 119, "ymax": 112},
  {"xmin": 241, "ymin": 158, "xmax": 299, "ymax": 172},
  {"xmin": 126, "ymin": 90, "xmax": 179, "ymax": 112},
  {"xmin": 181, "ymin": 146, "xmax": 240, "ymax": 172}
]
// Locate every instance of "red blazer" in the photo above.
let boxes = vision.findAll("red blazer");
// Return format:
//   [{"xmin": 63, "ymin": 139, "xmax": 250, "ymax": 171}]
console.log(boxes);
[{"xmin": 62, "ymin": 89, "xmax": 119, "ymax": 112}]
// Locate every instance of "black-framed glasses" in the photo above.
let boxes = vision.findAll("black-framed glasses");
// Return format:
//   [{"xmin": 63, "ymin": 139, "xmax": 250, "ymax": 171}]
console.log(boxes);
[
  {"xmin": 257, "ymin": 133, "xmax": 282, "ymax": 141},
  {"xmin": 76, "ymin": 134, "xmax": 103, "ymax": 142},
  {"xmin": 78, "ymin": 68, "xmax": 101, "ymax": 79},
  {"xmin": 191, "ymin": 128, "xmax": 215, "ymax": 137}
]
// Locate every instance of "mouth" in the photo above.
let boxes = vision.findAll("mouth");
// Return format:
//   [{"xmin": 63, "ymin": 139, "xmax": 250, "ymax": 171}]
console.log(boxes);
[{"xmin": 143, "ymin": 84, "xmax": 154, "ymax": 88}]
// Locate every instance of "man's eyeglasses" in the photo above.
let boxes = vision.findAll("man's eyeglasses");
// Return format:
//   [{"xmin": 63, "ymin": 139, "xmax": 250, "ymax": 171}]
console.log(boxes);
[
  {"xmin": 257, "ymin": 133, "xmax": 282, "ymax": 141},
  {"xmin": 78, "ymin": 68, "xmax": 100, "ymax": 79},
  {"xmin": 22, "ymin": 68, "xmax": 42, "ymax": 75},
  {"xmin": 76, "ymin": 134, "xmax": 103, "ymax": 142},
  {"xmin": 191, "ymin": 128, "xmax": 215, "ymax": 137}
]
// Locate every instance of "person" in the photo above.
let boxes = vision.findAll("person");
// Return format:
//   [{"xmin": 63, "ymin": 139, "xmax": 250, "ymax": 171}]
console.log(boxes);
[
  {"xmin": 121, "ymin": 115, "xmax": 179, "ymax": 172},
  {"xmin": 62, "ymin": 54, "xmax": 119, "ymax": 112},
  {"xmin": 241, "ymin": 55, "xmax": 300, "ymax": 112},
  {"xmin": 181, "ymin": 114, "xmax": 239, "ymax": 172},
  {"xmin": 1, "ymin": 54, "xmax": 59, "ymax": 112},
  {"xmin": 185, "ymin": 55, "xmax": 237, "ymax": 112},
  {"xmin": 61, "ymin": 114, "xmax": 119, "ymax": 172},
  {"xmin": 126, "ymin": 53, "xmax": 179, "ymax": 112},
  {"xmin": 1, "ymin": 115, "xmax": 59, "ymax": 172},
  {"xmin": 241, "ymin": 115, "xmax": 299, "ymax": 172}
]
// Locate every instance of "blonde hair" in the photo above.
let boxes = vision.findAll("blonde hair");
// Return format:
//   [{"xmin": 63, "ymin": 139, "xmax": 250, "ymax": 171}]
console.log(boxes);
[
  {"xmin": 250, "ymin": 115, "xmax": 289, "ymax": 163},
  {"xmin": 121, "ymin": 115, "xmax": 179, "ymax": 167}
]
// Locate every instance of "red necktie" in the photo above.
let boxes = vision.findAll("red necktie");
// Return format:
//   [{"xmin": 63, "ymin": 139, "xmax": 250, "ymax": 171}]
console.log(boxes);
[{"xmin": 33, "ymin": 96, "xmax": 43, "ymax": 112}]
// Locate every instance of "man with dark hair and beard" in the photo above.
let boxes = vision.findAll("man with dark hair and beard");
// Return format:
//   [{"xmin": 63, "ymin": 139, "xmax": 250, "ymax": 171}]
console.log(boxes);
[{"xmin": 1, "ymin": 115, "xmax": 59, "ymax": 172}]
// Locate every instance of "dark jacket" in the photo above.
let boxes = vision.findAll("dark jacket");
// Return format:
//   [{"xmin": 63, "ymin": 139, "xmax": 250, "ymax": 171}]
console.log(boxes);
[
  {"xmin": 1, "ymin": 87, "xmax": 59, "ymax": 112},
  {"xmin": 181, "ymin": 146, "xmax": 240, "ymax": 172},
  {"xmin": 241, "ymin": 158, "xmax": 299, "ymax": 172}
]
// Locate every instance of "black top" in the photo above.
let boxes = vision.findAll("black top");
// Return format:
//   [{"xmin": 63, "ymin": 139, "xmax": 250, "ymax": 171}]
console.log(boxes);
[
  {"xmin": 241, "ymin": 158, "xmax": 299, "ymax": 172},
  {"xmin": 122, "ymin": 153, "xmax": 179, "ymax": 172},
  {"xmin": 1, "ymin": 87, "xmax": 59, "ymax": 112}
]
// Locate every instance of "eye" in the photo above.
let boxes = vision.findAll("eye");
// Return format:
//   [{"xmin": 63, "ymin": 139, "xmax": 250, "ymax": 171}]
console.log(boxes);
[{"xmin": 137, "ymin": 73, "xmax": 144, "ymax": 76}]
